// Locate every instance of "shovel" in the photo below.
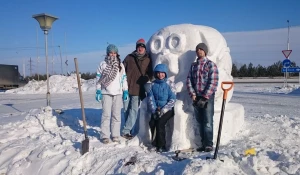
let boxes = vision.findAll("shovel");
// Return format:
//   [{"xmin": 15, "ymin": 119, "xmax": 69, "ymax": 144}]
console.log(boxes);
[
  {"xmin": 74, "ymin": 58, "xmax": 89, "ymax": 155},
  {"xmin": 206, "ymin": 81, "xmax": 234, "ymax": 161}
]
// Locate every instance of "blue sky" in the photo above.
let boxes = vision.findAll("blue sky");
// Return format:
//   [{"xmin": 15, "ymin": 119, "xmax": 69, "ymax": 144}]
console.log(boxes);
[{"xmin": 0, "ymin": 0, "xmax": 300, "ymax": 74}]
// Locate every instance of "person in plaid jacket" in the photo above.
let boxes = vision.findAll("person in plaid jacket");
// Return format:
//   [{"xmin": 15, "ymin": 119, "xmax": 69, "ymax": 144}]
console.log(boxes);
[{"xmin": 186, "ymin": 42, "xmax": 219, "ymax": 152}]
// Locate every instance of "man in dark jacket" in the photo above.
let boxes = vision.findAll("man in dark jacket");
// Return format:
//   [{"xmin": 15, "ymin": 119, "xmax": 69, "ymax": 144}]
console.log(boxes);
[{"xmin": 122, "ymin": 38, "xmax": 153, "ymax": 139}]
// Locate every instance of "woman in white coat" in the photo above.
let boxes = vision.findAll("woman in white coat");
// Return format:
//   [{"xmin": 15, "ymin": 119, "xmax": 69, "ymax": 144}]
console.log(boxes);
[{"xmin": 95, "ymin": 44, "xmax": 129, "ymax": 144}]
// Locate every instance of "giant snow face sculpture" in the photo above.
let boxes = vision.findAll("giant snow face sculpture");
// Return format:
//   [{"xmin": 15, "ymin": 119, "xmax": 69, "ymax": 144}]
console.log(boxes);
[
  {"xmin": 147, "ymin": 24, "xmax": 233, "ymax": 105},
  {"xmin": 137, "ymin": 24, "xmax": 244, "ymax": 151}
]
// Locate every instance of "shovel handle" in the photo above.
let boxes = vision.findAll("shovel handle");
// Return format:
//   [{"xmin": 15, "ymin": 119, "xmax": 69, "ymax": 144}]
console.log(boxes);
[
  {"xmin": 74, "ymin": 58, "xmax": 88, "ymax": 134},
  {"xmin": 221, "ymin": 82, "xmax": 234, "ymax": 100}
]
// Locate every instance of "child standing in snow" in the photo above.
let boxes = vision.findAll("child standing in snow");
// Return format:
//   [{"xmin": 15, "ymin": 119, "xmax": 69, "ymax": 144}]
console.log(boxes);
[
  {"xmin": 148, "ymin": 64, "xmax": 176, "ymax": 152},
  {"xmin": 95, "ymin": 44, "xmax": 129, "ymax": 144}
]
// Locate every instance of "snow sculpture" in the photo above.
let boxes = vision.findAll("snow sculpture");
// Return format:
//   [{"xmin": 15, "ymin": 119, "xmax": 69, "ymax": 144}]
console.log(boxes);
[{"xmin": 137, "ymin": 24, "xmax": 244, "ymax": 150}]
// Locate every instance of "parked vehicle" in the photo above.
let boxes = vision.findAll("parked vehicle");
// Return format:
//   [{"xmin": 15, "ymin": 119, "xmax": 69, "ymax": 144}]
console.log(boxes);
[{"xmin": 0, "ymin": 64, "xmax": 25, "ymax": 90}]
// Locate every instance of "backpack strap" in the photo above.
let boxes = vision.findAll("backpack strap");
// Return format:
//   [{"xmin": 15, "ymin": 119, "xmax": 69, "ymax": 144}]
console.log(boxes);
[{"xmin": 133, "ymin": 57, "xmax": 144, "ymax": 76}]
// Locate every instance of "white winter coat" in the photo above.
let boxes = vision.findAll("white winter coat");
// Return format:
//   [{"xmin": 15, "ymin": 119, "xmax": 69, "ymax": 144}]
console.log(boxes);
[{"xmin": 96, "ymin": 61, "xmax": 128, "ymax": 95}]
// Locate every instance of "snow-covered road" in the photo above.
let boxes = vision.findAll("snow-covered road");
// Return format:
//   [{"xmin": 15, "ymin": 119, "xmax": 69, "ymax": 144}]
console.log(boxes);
[{"xmin": 0, "ymin": 92, "xmax": 95, "ymax": 125}]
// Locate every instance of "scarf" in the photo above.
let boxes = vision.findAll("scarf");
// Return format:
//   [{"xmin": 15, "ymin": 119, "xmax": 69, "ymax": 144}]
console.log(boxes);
[
  {"xmin": 98, "ymin": 56, "xmax": 119, "ymax": 88},
  {"xmin": 134, "ymin": 51, "xmax": 146, "ymax": 60}
]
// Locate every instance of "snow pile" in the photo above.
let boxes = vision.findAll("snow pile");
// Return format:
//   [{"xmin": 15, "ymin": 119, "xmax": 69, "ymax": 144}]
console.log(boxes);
[
  {"xmin": 0, "ymin": 106, "xmax": 82, "ymax": 174},
  {"xmin": 0, "ymin": 106, "xmax": 173, "ymax": 174},
  {"xmin": 4, "ymin": 74, "xmax": 96, "ymax": 94},
  {"xmin": 229, "ymin": 114, "xmax": 300, "ymax": 175},
  {"xmin": 235, "ymin": 83, "xmax": 300, "ymax": 94}
]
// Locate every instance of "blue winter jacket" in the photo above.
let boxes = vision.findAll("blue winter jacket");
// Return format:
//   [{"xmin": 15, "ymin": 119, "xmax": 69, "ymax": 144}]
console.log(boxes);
[{"xmin": 147, "ymin": 64, "xmax": 176, "ymax": 114}]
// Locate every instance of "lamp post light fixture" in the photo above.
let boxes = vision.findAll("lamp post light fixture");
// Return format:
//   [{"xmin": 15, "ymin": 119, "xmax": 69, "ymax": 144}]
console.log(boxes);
[{"xmin": 32, "ymin": 13, "xmax": 59, "ymax": 106}]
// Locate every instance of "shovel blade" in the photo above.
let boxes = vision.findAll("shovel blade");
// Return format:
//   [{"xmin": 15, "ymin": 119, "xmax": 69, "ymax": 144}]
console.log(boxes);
[{"xmin": 82, "ymin": 138, "xmax": 89, "ymax": 155}]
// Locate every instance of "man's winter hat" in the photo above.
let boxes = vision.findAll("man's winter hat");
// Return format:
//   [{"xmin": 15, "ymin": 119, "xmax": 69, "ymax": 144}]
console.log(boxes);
[
  {"xmin": 136, "ymin": 38, "xmax": 146, "ymax": 49},
  {"xmin": 196, "ymin": 43, "xmax": 208, "ymax": 55},
  {"xmin": 106, "ymin": 44, "xmax": 118, "ymax": 54}
]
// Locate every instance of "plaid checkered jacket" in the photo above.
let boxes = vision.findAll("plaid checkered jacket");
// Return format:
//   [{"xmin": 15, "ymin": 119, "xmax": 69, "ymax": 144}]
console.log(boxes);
[{"xmin": 186, "ymin": 57, "xmax": 219, "ymax": 99}]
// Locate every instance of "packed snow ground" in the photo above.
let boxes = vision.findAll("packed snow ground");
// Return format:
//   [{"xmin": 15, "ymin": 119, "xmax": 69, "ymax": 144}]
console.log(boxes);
[{"xmin": 0, "ymin": 75, "xmax": 300, "ymax": 174}]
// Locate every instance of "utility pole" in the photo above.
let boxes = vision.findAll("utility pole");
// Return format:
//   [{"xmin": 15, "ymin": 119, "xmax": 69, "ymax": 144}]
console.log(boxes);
[
  {"xmin": 58, "ymin": 45, "xmax": 63, "ymax": 75},
  {"xmin": 64, "ymin": 32, "xmax": 68, "ymax": 75},
  {"xmin": 23, "ymin": 58, "xmax": 26, "ymax": 78},
  {"xmin": 28, "ymin": 57, "xmax": 33, "ymax": 76},
  {"xmin": 65, "ymin": 60, "xmax": 69, "ymax": 75}
]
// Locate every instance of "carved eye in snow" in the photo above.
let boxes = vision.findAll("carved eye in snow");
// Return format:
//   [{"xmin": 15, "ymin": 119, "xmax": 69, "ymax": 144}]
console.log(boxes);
[
  {"xmin": 150, "ymin": 35, "xmax": 164, "ymax": 54},
  {"xmin": 167, "ymin": 33, "xmax": 186, "ymax": 53}
]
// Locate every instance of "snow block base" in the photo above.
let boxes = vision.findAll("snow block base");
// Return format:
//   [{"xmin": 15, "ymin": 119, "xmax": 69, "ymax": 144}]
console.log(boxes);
[{"xmin": 213, "ymin": 103, "xmax": 244, "ymax": 145}]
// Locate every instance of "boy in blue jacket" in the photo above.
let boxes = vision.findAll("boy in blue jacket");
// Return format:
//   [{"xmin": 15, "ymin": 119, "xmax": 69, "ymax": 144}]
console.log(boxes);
[{"xmin": 148, "ymin": 64, "xmax": 176, "ymax": 152}]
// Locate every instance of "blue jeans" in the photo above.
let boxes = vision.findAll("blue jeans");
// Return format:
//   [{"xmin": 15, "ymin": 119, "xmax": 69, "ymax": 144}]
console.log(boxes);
[
  {"xmin": 122, "ymin": 95, "xmax": 140, "ymax": 135},
  {"xmin": 194, "ymin": 95, "xmax": 215, "ymax": 147}
]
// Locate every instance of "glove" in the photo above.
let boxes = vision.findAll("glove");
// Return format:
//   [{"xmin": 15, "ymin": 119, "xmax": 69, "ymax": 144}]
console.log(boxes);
[
  {"xmin": 152, "ymin": 108, "xmax": 161, "ymax": 120},
  {"xmin": 123, "ymin": 90, "xmax": 129, "ymax": 101},
  {"xmin": 152, "ymin": 111, "xmax": 160, "ymax": 120},
  {"xmin": 95, "ymin": 89, "xmax": 102, "ymax": 102},
  {"xmin": 196, "ymin": 97, "xmax": 208, "ymax": 108}
]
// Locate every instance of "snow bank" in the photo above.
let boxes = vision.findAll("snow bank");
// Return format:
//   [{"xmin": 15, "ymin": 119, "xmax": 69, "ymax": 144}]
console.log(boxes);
[
  {"xmin": 234, "ymin": 83, "xmax": 300, "ymax": 94},
  {"xmin": 0, "ymin": 106, "xmax": 148, "ymax": 174},
  {"xmin": 5, "ymin": 74, "xmax": 96, "ymax": 94}
]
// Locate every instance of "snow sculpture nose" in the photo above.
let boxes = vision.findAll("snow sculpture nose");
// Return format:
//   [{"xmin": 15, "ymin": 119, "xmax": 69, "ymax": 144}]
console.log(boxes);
[{"xmin": 161, "ymin": 49, "xmax": 170, "ymax": 55}]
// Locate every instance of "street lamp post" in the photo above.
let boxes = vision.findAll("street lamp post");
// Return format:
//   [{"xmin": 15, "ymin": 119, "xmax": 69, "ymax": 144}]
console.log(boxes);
[{"xmin": 32, "ymin": 13, "xmax": 58, "ymax": 106}]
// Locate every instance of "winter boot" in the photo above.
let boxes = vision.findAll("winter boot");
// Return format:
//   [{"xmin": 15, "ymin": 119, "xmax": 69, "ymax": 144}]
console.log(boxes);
[
  {"xmin": 156, "ymin": 146, "xmax": 167, "ymax": 153},
  {"xmin": 205, "ymin": 146, "xmax": 213, "ymax": 152},
  {"xmin": 122, "ymin": 134, "xmax": 133, "ymax": 140},
  {"xmin": 112, "ymin": 137, "xmax": 120, "ymax": 142},
  {"xmin": 196, "ymin": 146, "xmax": 205, "ymax": 152},
  {"xmin": 102, "ymin": 138, "xmax": 109, "ymax": 144}
]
